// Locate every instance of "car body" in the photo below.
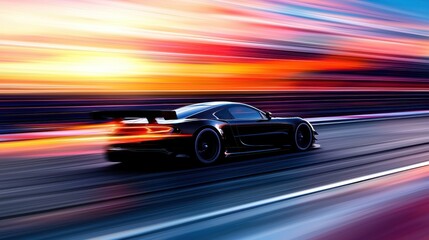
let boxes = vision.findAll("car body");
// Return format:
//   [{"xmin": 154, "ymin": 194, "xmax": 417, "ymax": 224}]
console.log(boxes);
[{"xmin": 92, "ymin": 101, "xmax": 318, "ymax": 165}]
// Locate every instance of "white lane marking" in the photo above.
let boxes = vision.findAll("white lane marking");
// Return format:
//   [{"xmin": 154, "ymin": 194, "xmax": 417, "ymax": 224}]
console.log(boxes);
[{"xmin": 90, "ymin": 160, "xmax": 429, "ymax": 240}]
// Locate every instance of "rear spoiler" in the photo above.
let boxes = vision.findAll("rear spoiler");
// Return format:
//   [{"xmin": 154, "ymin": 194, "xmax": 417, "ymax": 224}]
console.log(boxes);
[{"xmin": 91, "ymin": 110, "xmax": 177, "ymax": 123}]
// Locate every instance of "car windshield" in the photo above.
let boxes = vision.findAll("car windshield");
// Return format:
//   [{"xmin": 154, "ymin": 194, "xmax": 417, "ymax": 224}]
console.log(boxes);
[{"xmin": 175, "ymin": 104, "xmax": 211, "ymax": 118}]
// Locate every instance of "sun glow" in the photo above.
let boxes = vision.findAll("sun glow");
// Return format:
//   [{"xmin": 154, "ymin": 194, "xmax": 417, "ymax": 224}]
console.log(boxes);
[
  {"xmin": 0, "ymin": 50, "xmax": 146, "ymax": 78},
  {"xmin": 63, "ymin": 55, "xmax": 142, "ymax": 77},
  {"xmin": 0, "ymin": 0, "xmax": 428, "ymax": 93}
]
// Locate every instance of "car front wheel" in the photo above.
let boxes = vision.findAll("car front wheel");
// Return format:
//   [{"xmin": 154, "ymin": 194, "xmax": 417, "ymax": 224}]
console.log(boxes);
[{"xmin": 293, "ymin": 123, "xmax": 313, "ymax": 151}]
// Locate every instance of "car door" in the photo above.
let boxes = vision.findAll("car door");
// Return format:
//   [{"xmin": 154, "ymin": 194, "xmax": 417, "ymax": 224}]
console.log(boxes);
[{"xmin": 216, "ymin": 106, "xmax": 289, "ymax": 148}]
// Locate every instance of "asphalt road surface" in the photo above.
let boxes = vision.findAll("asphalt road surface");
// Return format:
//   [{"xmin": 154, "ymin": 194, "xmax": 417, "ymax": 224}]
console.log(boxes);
[{"xmin": 1, "ymin": 116, "xmax": 429, "ymax": 239}]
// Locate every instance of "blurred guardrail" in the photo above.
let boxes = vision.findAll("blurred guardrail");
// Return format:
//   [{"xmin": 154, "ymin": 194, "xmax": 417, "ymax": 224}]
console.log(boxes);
[{"xmin": 1, "ymin": 91, "xmax": 429, "ymax": 134}]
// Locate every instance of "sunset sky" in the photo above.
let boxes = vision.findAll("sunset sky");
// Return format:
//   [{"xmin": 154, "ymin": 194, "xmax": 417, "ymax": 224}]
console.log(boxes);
[{"xmin": 1, "ymin": 0, "xmax": 428, "ymax": 93}]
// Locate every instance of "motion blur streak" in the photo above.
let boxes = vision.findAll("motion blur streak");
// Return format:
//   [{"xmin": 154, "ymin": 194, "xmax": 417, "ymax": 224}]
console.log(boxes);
[
  {"xmin": 1, "ymin": 0, "xmax": 429, "ymax": 239},
  {"xmin": 1, "ymin": 117, "xmax": 429, "ymax": 239},
  {"xmin": 0, "ymin": 126, "xmax": 188, "ymax": 159},
  {"xmin": 1, "ymin": 0, "xmax": 429, "ymax": 93},
  {"xmin": 3, "ymin": 92, "xmax": 429, "ymax": 134},
  {"xmin": 163, "ymin": 164, "xmax": 429, "ymax": 240},
  {"xmin": 89, "ymin": 160, "xmax": 429, "ymax": 240}
]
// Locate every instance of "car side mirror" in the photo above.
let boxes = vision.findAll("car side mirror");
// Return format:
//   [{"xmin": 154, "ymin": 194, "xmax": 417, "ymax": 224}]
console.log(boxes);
[{"xmin": 265, "ymin": 111, "xmax": 272, "ymax": 120}]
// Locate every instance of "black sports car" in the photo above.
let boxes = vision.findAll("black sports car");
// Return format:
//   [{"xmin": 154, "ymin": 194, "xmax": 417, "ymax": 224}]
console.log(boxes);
[{"xmin": 93, "ymin": 101, "xmax": 318, "ymax": 165}]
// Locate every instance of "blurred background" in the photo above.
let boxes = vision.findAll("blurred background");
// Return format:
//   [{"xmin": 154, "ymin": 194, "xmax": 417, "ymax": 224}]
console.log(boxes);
[
  {"xmin": 1, "ymin": 0, "xmax": 429, "ymax": 239},
  {"xmin": 1, "ymin": 0, "xmax": 428, "ymax": 133}
]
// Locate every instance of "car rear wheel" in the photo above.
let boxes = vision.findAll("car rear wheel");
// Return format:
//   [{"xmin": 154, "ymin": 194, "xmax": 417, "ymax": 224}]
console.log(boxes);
[
  {"xmin": 293, "ymin": 123, "xmax": 313, "ymax": 151},
  {"xmin": 193, "ymin": 128, "xmax": 223, "ymax": 165}
]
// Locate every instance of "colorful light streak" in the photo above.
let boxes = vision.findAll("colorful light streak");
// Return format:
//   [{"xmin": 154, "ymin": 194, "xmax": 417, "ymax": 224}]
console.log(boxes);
[
  {"xmin": 0, "ymin": 0, "xmax": 428, "ymax": 93},
  {"xmin": 0, "ymin": 123, "xmax": 189, "ymax": 159}
]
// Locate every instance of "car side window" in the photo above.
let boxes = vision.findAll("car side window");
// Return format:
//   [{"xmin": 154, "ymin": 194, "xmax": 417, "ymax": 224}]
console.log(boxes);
[
  {"xmin": 228, "ymin": 106, "xmax": 264, "ymax": 120},
  {"xmin": 214, "ymin": 108, "xmax": 234, "ymax": 119}
]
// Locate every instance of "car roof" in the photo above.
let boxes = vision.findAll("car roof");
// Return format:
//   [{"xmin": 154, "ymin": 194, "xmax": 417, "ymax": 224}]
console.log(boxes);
[
  {"xmin": 182, "ymin": 101, "xmax": 256, "ymax": 110},
  {"xmin": 175, "ymin": 101, "xmax": 261, "ymax": 119},
  {"xmin": 188, "ymin": 101, "xmax": 236, "ymax": 106}
]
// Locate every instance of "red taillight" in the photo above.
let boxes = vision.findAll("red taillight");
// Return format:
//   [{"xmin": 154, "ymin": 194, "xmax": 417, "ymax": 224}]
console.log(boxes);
[
  {"xmin": 107, "ymin": 122, "xmax": 122, "ymax": 134},
  {"xmin": 113, "ymin": 125, "xmax": 174, "ymax": 135},
  {"xmin": 143, "ymin": 126, "xmax": 174, "ymax": 134}
]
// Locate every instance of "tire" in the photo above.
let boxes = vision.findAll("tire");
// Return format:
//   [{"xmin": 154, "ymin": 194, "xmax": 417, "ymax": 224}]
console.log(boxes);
[
  {"xmin": 106, "ymin": 151, "xmax": 137, "ymax": 166},
  {"xmin": 293, "ymin": 123, "xmax": 313, "ymax": 151},
  {"xmin": 106, "ymin": 150, "xmax": 123, "ymax": 162},
  {"xmin": 193, "ymin": 128, "xmax": 224, "ymax": 165}
]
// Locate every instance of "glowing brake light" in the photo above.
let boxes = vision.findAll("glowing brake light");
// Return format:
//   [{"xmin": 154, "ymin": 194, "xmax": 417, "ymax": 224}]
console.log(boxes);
[
  {"xmin": 112, "ymin": 125, "xmax": 175, "ymax": 135},
  {"xmin": 107, "ymin": 122, "xmax": 122, "ymax": 134},
  {"xmin": 143, "ymin": 126, "xmax": 175, "ymax": 134}
]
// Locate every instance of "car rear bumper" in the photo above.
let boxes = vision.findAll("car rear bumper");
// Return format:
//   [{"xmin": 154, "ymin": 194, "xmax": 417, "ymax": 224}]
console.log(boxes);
[
  {"xmin": 106, "ymin": 147, "xmax": 173, "ymax": 162},
  {"xmin": 105, "ymin": 138, "xmax": 192, "ymax": 162}
]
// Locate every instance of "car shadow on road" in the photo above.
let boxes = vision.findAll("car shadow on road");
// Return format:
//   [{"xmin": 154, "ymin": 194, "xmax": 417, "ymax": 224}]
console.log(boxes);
[
  {"xmin": 104, "ymin": 158, "xmax": 198, "ymax": 173},
  {"xmin": 103, "ymin": 148, "xmax": 316, "ymax": 174}
]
